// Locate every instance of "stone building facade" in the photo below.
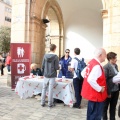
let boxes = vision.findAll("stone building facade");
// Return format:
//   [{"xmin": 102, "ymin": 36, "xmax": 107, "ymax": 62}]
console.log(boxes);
[
  {"xmin": 11, "ymin": 0, "xmax": 63, "ymax": 67},
  {"xmin": 102, "ymin": 0, "xmax": 120, "ymax": 65},
  {"xmin": 0, "ymin": 0, "xmax": 12, "ymax": 27},
  {"xmin": 11, "ymin": 0, "xmax": 120, "ymax": 68}
]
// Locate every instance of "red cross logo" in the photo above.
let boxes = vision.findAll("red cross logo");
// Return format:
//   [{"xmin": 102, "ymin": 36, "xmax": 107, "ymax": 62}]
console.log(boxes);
[{"xmin": 18, "ymin": 65, "xmax": 24, "ymax": 71}]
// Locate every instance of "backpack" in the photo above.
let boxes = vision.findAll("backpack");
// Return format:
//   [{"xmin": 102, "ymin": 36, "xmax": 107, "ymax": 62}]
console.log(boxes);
[{"xmin": 74, "ymin": 57, "xmax": 86, "ymax": 79}]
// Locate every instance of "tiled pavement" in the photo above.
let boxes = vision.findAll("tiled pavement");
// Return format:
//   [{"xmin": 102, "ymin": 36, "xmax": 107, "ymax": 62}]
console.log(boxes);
[{"xmin": 0, "ymin": 67, "xmax": 119, "ymax": 120}]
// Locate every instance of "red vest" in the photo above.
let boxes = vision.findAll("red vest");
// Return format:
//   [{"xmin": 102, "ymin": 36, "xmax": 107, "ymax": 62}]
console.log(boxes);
[{"xmin": 81, "ymin": 59, "xmax": 107, "ymax": 102}]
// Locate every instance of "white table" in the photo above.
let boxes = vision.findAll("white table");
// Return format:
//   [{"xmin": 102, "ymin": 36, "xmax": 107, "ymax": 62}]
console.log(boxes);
[{"xmin": 15, "ymin": 76, "xmax": 76, "ymax": 106}]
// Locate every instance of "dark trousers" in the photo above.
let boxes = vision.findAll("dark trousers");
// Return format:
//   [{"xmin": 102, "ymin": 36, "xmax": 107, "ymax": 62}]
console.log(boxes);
[
  {"xmin": 118, "ymin": 104, "xmax": 120, "ymax": 117},
  {"xmin": 102, "ymin": 90, "xmax": 119, "ymax": 120},
  {"xmin": 0, "ymin": 64, "xmax": 4, "ymax": 75},
  {"xmin": 73, "ymin": 77, "xmax": 83, "ymax": 107},
  {"xmin": 87, "ymin": 101, "xmax": 104, "ymax": 120}
]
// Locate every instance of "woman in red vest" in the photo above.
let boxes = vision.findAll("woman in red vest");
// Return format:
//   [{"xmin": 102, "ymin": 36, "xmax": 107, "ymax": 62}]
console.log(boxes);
[{"xmin": 81, "ymin": 48, "xmax": 107, "ymax": 120}]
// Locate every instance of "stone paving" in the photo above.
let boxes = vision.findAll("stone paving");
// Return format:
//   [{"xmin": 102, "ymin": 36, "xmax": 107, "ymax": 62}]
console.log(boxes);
[{"xmin": 0, "ymin": 67, "xmax": 119, "ymax": 120}]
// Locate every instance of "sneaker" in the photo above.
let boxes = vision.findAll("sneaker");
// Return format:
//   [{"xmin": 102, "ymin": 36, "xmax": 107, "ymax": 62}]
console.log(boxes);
[
  {"xmin": 41, "ymin": 104, "xmax": 46, "ymax": 107},
  {"xmin": 48, "ymin": 103, "xmax": 55, "ymax": 108}
]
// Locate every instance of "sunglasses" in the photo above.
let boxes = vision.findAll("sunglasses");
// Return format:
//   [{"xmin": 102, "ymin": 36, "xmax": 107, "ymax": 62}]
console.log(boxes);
[{"xmin": 66, "ymin": 52, "xmax": 69, "ymax": 53}]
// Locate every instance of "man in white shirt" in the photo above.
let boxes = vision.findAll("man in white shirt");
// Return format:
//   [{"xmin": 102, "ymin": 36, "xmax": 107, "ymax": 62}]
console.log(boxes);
[
  {"xmin": 70, "ymin": 48, "xmax": 84, "ymax": 109},
  {"xmin": 81, "ymin": 48, "xmax": 107, "ymax": 120}
]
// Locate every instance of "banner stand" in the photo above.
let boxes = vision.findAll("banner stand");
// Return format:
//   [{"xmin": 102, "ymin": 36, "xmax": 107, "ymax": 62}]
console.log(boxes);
[{"xmin": 10, "ymin": 43, "xmax": 31, "ymax": 89}]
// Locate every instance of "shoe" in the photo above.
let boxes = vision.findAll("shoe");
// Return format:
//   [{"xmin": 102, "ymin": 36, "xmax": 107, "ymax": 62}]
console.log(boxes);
[
  {"xmin": 48, "ymin": 105, "xmax": 54, "ymax": 110},
  {"xmin": 73, "ymin": 104, "xmax": 81, "ymax": 109},
  {"xmin": 41, "ymin": 104, "xmax": 46, "ymax": 107},
  {"xmin": 48, "ymin": 103, "xmax": 55, "ymax": 108}
]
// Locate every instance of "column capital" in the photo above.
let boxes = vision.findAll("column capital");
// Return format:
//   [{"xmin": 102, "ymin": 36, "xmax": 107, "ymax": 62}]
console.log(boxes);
[{"xmin": 101, "ymin": 9, "xmax": 108, "ymax": 19}]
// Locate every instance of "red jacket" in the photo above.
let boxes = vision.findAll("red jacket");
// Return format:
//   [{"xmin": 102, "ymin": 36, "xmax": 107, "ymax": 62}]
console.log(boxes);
[
  {"xmin": 5, "ymin": 56, "xmax": 11, "ymax": 65},
  {"xmin": 81, "ymin": 59, "xmax": 107, "ymax": 102}
]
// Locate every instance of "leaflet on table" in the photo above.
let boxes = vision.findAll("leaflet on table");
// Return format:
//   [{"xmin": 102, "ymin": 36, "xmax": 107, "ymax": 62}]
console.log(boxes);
[
  {"xmin": 55, "ymin": 78, "xmax": 70, "ymax": 83},
  {"xmin": 23, "ymin": 75, "xmax": 43, "ymax": 80}
]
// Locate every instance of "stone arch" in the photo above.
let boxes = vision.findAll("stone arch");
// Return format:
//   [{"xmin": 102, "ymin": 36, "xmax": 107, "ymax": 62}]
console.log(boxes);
[
  {"xmin": 29, "ymin": 0, "xmax": 64, "ymax": 66},
  {"xmin": 41, "ymin": 0, "xmax": 64, "ymax": 57}
]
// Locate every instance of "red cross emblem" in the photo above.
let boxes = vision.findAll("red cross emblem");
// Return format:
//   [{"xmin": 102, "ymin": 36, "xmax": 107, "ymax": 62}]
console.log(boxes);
[{"xmin": 18, "ymin": 65, "xmax": 24, "ymax": 71}]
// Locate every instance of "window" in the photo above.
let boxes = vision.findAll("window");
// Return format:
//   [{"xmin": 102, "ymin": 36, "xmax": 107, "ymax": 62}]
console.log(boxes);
[
  {"xmin": 5, "ymin": 16, "xmax": 11, "ymax": 22},
  {"xmin": 5, "ymin": 7, "xmax": 11, "ymax": 13}
]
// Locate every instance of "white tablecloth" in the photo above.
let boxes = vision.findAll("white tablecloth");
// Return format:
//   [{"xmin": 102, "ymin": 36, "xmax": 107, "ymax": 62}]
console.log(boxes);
[{"xmin": 15, "ymin": 76, "xmax": 76, "ymax": 106}]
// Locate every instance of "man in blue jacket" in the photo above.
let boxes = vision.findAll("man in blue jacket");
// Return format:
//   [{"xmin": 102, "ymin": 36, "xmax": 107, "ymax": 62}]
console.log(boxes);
[{"xmin": 58, "ymin": 49, "xmax": 73, "ymax": 78}]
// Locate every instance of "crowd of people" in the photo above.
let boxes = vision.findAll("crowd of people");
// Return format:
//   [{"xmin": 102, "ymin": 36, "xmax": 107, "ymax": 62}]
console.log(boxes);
[
  {"xmin": 1, "ymin": 44, "xmax": 120, "ymax": 120},
  {"xmin": 37, "ymin": 44, "xmax": 120, "ymax": 120}
]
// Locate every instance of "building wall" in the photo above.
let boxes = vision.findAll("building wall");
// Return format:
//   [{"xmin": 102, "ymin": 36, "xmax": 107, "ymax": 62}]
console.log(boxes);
[
  {"xmin": 0, "ymin": 2, "xmax": 5, "ymax": 26},
  {"xmin": 57, "ymin": 0, "xmax": 103, "ymax": 60},
  {"xmin": 103, "ymin": 0, "xmax": 120, "ymax": 67},
  {"xmin": 0, "ymin": 0, "xmax": 12, "ymax": 27},
  {"xmin": 11, "ymin": 0, "xmax": 63, "ymax": 67},
  {"xmin": 11, "ymin": 0, "xmax": 120, "ymax": 69}
]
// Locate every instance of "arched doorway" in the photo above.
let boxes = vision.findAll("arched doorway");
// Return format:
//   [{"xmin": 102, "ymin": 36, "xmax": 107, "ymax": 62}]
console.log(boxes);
[
  {"xmin": 29, "ymin": 0, "xmax": 64, "ymax": 66},
  {"xmin": 41, "ymin": 0, "xmax": 64, "ymax": 58},
  {"xmin": 45, "ymin": 8, "xmax": 60, "ymax": 56}
]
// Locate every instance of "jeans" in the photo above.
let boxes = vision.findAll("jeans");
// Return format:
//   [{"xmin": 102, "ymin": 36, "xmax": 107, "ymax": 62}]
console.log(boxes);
[
  {"xmin": 7, "ymin": 65, "xmax": 11, "ymax": 72},
  {"xmin": 41, "ymin": 77, "xmax": 55, "ymax": 106},
  {"xmin": 87, "ymin": 101, "xmax": 104, "ymax": 120}
]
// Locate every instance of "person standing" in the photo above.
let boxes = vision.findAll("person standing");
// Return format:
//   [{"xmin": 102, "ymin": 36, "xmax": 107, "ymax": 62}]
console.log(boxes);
[
  {"xmin": 41, "ymin": 44, "xmax": 59, "ymax": 108},
  {"xmin": 81, "ymin": 48, "xmax": 107, "ymax": 120},
  {"xmin": 70, "ymin": 48, "xmax": 84, "ymax": 109},
  {"xmin": 58, "ymin": 49, "xmax": 73, "ymax": 78},
  {"xmin": 5, "ymin": 52, "xmax": 11, "ymax": 72},
  {"xmin": 0, "ymin": 54, "xmax": 5, "ymax": 76},
  {"xmin": 102, "ymin": 52, "xmax": 119, "ymax": 120},
  {"xmin": 112, "ymin": 72, "xmax": 120, "ymax": 119}
]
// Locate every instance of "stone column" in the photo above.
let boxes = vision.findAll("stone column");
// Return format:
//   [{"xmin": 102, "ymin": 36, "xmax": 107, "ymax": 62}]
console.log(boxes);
[
  {"xmin": 11, "ymin": 0, "xmax": 27, "ymax": 42},
  {"xmin": 103, "ymin": 0, "xmax": 120, "ymax": 67},
  {"xmin": 30, "ymin": 16, "xmax": 46, "ymax": 67}
]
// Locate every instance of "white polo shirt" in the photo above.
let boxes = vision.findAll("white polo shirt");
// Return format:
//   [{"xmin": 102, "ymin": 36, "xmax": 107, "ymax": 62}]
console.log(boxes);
[{"xmin": 71, "ymin": 55, "xmax": 82, "ymax": 78}]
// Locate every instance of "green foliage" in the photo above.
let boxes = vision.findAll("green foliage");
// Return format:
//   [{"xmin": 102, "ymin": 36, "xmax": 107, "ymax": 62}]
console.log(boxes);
[{"xmin": 0, "ymin": 26, "xmax": 11, "ymax": 53}]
